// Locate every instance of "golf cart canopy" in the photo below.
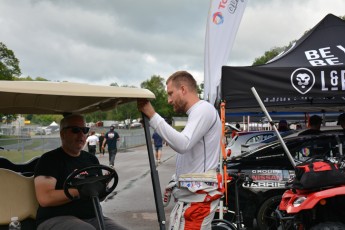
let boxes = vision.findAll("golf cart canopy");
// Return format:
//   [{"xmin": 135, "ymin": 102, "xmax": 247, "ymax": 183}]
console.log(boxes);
[
  {"xmin": 0, "ymin": 81, "xmax": 155, "ymax": 114},
  {"xmin": 0, "ymin": 80, "xmax": 168, "ymax": 230}
]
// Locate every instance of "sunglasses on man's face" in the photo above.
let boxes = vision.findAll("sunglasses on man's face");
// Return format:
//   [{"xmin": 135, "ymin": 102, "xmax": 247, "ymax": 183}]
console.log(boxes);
[{"xmin": 63, "ymin": 126, "xmax": 90, "ymax": 134}]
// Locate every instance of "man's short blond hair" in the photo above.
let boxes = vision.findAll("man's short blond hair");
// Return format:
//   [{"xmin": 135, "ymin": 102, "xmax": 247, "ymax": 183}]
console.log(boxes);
[{"xmin": 166, "ymin": 71, "xmax": 197, "ymax": 92}]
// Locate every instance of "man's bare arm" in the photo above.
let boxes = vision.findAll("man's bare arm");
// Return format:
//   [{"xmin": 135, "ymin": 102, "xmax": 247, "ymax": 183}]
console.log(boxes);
[{"xmin": 34, "ymin": 176, "xmax": 79, "ymax": 207}]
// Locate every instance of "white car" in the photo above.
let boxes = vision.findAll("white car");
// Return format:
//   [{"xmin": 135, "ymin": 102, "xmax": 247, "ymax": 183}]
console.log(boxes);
[
  {"xmin": 130, "ymin": 122, "xmax": 142, "ymax": 128},
  {"xmin": 226, "ymin": 131, "xmax": 276, "ymax": 159}
]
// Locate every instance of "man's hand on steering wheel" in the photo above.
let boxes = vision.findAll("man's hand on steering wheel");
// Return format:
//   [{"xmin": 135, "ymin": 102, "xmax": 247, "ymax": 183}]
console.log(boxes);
[{"xmin": 63, "ymin": 165, "xmax": 118, "ymax": 201}]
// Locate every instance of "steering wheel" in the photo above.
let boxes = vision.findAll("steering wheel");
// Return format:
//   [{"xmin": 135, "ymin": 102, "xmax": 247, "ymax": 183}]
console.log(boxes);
[{"xmin": 63, "ymin": 165, "xmax": 118, "ymax": 200}]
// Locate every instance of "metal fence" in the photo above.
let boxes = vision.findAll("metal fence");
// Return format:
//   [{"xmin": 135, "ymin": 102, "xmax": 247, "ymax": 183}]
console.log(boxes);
[{"xmin": 0, "ymin": 131, "xmax": 148, "ymax": 163}]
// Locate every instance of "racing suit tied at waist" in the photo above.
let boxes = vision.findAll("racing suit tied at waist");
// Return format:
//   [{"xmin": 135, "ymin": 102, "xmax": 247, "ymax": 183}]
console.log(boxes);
[
  {"xmin": 165, "ymin": 170, "xmax": 224, "ymax": 230},
  {"xmin": 163, "ymin": 170, "xmax": 224, "ymax": 205}
]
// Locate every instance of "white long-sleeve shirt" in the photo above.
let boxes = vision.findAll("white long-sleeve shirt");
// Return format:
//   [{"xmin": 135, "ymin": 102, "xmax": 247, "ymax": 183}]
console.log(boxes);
[{"xmin": 149, "ymin": 100, "xmax": 221, "ymax": 178}]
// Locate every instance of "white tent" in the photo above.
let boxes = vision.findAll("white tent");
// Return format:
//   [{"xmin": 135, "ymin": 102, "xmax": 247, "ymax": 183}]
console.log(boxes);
[{"xmin": 49, "ymin": 121, "xmax": 58, "ymax": 126}]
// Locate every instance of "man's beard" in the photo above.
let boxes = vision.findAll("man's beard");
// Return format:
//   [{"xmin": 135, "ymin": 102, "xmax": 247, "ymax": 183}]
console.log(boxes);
[{"xmin": 173, "ymin": 97, "xmax": 187, "ymax": 114}]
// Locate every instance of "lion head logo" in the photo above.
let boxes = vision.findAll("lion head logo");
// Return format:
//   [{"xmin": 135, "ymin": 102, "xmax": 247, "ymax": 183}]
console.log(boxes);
[{"xmin": 291, "ymin": 68, "xmax": 315, "ymax": 94}]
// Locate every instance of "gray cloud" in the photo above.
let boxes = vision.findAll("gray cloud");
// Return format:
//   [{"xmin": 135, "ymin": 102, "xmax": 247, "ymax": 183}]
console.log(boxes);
[{"xmin": 0, "ymin": 0, "xmax": 344, "ymax": 87}]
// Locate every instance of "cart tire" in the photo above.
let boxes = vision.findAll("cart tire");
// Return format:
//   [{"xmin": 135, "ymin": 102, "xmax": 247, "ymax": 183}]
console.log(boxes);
[
  {"xmin": 310, "ymin": 222, "xmax": 345, "ymax": 230},
  {"xmin": 212, "ymin": 219, "xmax": 237, "ymax": 230},
  {"xmin": 256, "ymin": 195, "xmax": 282, "ymax": 230}
]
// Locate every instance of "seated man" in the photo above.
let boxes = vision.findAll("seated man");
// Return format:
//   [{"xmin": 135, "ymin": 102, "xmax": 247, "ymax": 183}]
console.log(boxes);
[{"xmin": 34, "ymin": 114, "xmax": 127, "ymax": 230}]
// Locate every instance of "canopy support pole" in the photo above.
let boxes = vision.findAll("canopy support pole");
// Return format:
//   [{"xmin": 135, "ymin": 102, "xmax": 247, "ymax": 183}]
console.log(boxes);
[
  {"xmin": 219, "ymin": 101, "xmax": 227, "ymax": 219},
  {"xmin": 142, "ymin": 113, "xmax": 166, "ymax": 230},
  {"xmin": 251, "ymin": 87, "xmax": 296, "ymax": 167}
]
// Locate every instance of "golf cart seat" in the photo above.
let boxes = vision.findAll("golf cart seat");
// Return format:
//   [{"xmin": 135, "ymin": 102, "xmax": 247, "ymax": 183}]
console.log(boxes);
[
  {"xmin": 0, "ymin": 156, "xmax": 40, "ymax": 176},
  {"xmin": 0, "ymin": 168, "xmax": 38, "ymax": 230}
]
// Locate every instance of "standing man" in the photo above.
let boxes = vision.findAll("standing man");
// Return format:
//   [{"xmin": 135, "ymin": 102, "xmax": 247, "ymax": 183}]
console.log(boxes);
[
  {"xmin": 102, "ymin": 126, "xmax": 120, "ymax": 167},
  {"xmin": 98, "ymin": 132, "xmax": 106, "ymax": 156},
  {"xmin": 152, "ymin": 130, "xmax": 163, "ymax": 165},
  {"xmin": 338, "ymin": 113, "xmax": 345, "ymax": 130},
  {"xmin": 84, "ymin": 130, "xmax": 98, "ymax": 155},
  {"xmin": 34, "ymin": 114, "xmax": 127, "ymax": 230},
  {"xmin": 298, "ymin": 115, "xmax": 323, "ymax": 136},
  {"xmin": 138, "ymin": 71, "xmax": 222, "ymax": 230},
  {"xmin": 278, "ymin": 120, "xmax": 290, "ymax": 132}
]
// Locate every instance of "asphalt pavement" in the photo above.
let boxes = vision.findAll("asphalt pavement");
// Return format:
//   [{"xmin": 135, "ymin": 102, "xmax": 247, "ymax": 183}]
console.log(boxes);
[{"xmin": 97, "ymin": 145, "xmax": 176, "ymax": 230}]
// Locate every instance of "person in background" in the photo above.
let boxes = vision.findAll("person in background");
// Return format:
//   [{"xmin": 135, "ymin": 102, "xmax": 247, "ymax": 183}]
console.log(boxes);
[
  {"xmin": 296, "ymin": 124, "xmax": 303, "ymax": 130},
  {"xmin": 298, "ymin": 115, "xmax": 322, "ymax": 136},
  {"xmin": 224, "ymin": 125, "xmax": 231, "ymax": 145},
  {"xmin": 338, "ymin": 113, "xmax": 345, "ymax": 130},
  {"xmin": 152, "ymin": 130, "xmax": 163, "ymax": 165},
  {"xmin": 84, "ymin": 130, "xmax": 98, "ymax": 155},
  {"xmin": 34, "ymin": 114, "xmax": 127, "ymax": 230},
  {"xmin": 278, "ymin": 120, "xmax": 290, "ymax": 132},
  {"xmin": 138, "ymin": 70, "xmax": 222, "ymax": 230},
  {"xmin": 231, "ymin": 123, "xmax": 241, "ymax": 138},
  {"xmin": 102, "ymin": 126, "xmax": 120, "ymax": 167},
  {"xmin": 98, "ymin": 132, "xmax": 106, "ymax": 156}
]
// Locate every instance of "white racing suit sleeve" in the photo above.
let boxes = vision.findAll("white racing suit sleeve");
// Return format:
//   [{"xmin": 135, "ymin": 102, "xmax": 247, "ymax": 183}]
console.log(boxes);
[{"xmin": 169, "ymin": 170, "xmax": 224, "ymax": 230}]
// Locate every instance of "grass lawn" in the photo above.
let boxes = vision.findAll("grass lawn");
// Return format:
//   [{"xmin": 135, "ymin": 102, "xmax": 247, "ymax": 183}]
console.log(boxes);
[
  {"xmin": 0, "ymin": 150, "xmax": 44, "ymax": 163},
  {"xmin": 1, "ymin": 138, "xmax": 46, "ymax": 163}
]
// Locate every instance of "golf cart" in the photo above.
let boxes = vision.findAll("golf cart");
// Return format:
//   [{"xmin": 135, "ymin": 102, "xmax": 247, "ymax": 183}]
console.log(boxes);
[{"xmin": 0, "ymin": 81, "xmax": 166, "ymax": 230}]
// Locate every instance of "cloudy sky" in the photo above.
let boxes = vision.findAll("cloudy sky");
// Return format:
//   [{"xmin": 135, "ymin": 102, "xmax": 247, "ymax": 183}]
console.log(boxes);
[{"xmin": 0, "ymin": 0, "xmax": 344, "ymax": 87}]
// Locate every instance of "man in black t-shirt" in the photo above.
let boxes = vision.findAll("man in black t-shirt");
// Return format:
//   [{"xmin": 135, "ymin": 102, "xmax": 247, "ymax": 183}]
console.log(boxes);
[
  {"xmin": 338, "ymin": 113, "xmax": 345, "ymax": 130},
  {"xmin": 102, "ymin": 126, "xmax": 120, "ymax": 167},
  {"xmin": 298, "ymin": 115, "xmax": 323, "ymax": 136},
  {"xmin": 34, "ymin": 114, "xmax": 127, "ymax": 230}
]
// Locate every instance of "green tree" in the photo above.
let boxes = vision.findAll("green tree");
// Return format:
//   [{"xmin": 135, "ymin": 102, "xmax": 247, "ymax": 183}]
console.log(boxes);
[
  {"xmin": 140, "ymin": 75, "xmax": 175, "ymax": 118},
  {"xmin": 30, "ymin": 114, "xmax": 63, "ymax": 126},
  {"xmin": 110, "ymin": 82, "xmax": 119, "ymax": 87},
  {"xmin": 35, "ymin": 76, "xmax": 48, "ymax": 81},
  {"xmin": 113, "ymin": 102, "xmax": 139, "ymax": 121},
  {"xmin": 14, "ymin": 76, "xmax": 49, "ymax": 81},
  {"xmin": 252, "ymin": 46, "xmax": 287, "ymax": 65},
  {"xmin": 197, "ymin": 82, "xmax": 204, "ymax": 99},
  {"xmin": 84, "ymin": 84, "xmax": 140, "ymax": 123},
  {"xmin": 84, "ymin": 111, "xmax": 108, "ymax": 124},
  {"xmin": 0, "ymin": 42, "xmax": 21, "ymax": 80}
]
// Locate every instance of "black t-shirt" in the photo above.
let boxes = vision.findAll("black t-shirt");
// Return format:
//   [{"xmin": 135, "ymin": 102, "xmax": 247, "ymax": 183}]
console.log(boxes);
[
  {"xmin": 34, "ymin": 147, "xmax": 99, "ymax": 226},
  {"xmin": 298, "ymin": 129, "xmax": 322, "ymax": 136},
  {"xmin": 99, "ymin": 136, "xmax": 105, "ymax": 146},
  {"xmin": 105, "ymin": 131, "xmax": 119, "ymax": 150}
]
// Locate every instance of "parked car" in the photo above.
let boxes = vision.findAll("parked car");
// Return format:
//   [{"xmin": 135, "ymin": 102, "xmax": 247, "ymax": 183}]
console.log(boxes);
[
  {"xmin": 240, "ymin": 130, "xmax": 297, "ymax": 153},
  {"xmin": 240, "ymin": 126, "xmax": 342, "ymax": 155},
  {"xmin": 221, "ymin": 131, "xmax": 345, "ymax": 230},
  {"xmin": 130, "ymin": 122, "xmax": 142, "ymax": 128},
  {"xmin": 226, "ymin": 131, "xmax": 276, "ymax": 159}
]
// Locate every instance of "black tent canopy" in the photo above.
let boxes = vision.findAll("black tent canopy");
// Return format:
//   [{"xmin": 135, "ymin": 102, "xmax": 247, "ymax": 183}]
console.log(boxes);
[{"xmin": 221, "ymin": 14, "xmax": 345, "ymax": 113}]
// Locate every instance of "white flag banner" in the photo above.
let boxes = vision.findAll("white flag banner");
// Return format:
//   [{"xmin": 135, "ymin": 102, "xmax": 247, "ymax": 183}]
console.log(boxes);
[{"xmin": 204, "ymin": 0, "xmax": 247, "ymax": 105}]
